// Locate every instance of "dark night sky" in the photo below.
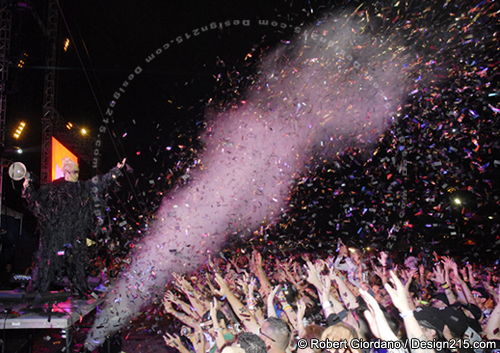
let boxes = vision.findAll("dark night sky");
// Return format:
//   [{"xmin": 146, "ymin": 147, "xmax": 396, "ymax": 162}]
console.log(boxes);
[{"xmin": 6, "ymin": 0, "xmax": 335, "ymax": 171}]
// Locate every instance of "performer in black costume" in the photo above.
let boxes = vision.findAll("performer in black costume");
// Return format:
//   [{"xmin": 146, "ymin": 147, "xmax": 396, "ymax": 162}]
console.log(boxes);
[{"xmin": 22, "ymin": 157, "xmax": 126, "ymax": 295}]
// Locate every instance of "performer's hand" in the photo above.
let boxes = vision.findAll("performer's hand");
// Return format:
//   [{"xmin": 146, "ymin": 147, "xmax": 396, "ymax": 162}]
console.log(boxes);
[
  {"xmin": 23, "ymin": 175, "xmax": 30, "ymax": 189},
  {"xmin": 117, "ymin": 158, "xmax": 126, "ymax": 169}
]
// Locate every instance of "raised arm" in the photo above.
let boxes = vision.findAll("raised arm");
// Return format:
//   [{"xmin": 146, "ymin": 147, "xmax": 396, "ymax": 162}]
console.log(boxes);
[
  {"xmin": 267, "ymin": 285, "xmax": 281, "ymax": 319},
  {"xmin": 484, "ymin": 286, "xmax": 500, "ymax": 340},
  {"xmin": 431, "ymin": 264, "xmax": 457, "ymax": 305},
  {"xmin": 92, "ymin": 158, "xmax": 126, "ymax": 192},
  {"xmin": 163, "ymin": 294, "xmax": 198, "ymax": 328},
  {"xmin": 447, "ymin": 258, "xmax": 477, "ymax": 305},
  {"xmin": 330, "ymin": 269, "xmax": 359, "ymax": 310},
  {"xmin": 249, "ymin": 250, "xmax": 272, "ymax": 298},
  {"xmin": 214, "ymin": 272, "xmax": 260, "ymax": 333},
  {"xmin": 384, "ymin": 271, "xmax": 435, "ymax": 353}
]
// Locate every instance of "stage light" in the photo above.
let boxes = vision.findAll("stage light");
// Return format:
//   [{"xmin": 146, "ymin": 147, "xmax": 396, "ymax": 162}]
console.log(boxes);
[
  {"xmin": 13, "ymin": 121, "xmax": 26, "ymax": 139},
  {"xmin": 453, "ymin": 197, "xmax": 462, "ymax": 206},
  {"xmin": 16, "ymin": 148, "xmax": 23, "ymax": 154},
  {"xmin": 63, "ymin": 38, "xmax": 70, "ymax": 52},
  {"xmin": 16, "ymin": 52, "xmax": 28, "ymax": 68},
  {"xmin": 80, "ymin": 128, "xmax": 88, "ymax": 136},
  {"xmin": 66, "ymin": 122, "xmax": 73, "ymax": 130}
]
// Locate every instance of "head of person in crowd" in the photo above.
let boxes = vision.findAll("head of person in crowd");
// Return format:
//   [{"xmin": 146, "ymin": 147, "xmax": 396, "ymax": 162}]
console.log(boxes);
[
  {"xmin": 460, "ymin": 303, "xmax": 483, "ymax": 325},
  {"xmin": 430, "ymin": 293, "xmax": 450, "ymax": 309},
  {"xmin": 221, "ymin": 332, "xmax": 267, "ymax": 353},
  {"xmin": 472, "ymin": 287, "xmax": 492, "ymax": 308},
  {"xmin": 200, "ymin": 308, "xmax": 232, "ymax": 338},
  {"xmin": 441, "ymin": 305, "xmax": 482, "ymax": 338},
  {"xmin": 404, "ymin": 256, "xmax": 418, "ymax": 270},
  {"xmin": 202, "ymin": 308, "xmax": 230, "ymax": 327},
  {"xmin": 301, "ymin": 325, "xmax": 325, "ymax": 353},
  {"xmin": 259, "ymin": 317, "xmax": 291, "ymax": 353},
  {"xmin": 413, "ymin": 306, "xmax": 446, "ymax": 340},
  {"xmin": 348, "ymin": 247, "xmax": 362, "ymax": 264},
  {"xmin": 321, "ymin": 322, "xmax": 360, "ymax": 353}
]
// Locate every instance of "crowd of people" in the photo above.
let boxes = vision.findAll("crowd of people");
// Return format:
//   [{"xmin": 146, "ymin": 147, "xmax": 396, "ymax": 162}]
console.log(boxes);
[{"xmin": 160, "ymin": 241, "xmax": 499, "ymax": 353}]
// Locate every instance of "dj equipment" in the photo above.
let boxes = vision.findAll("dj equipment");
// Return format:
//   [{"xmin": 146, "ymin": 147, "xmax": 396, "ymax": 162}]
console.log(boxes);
[{"xmin": 0, "ymin": 290, "xmax": 71, "ymax": 305}]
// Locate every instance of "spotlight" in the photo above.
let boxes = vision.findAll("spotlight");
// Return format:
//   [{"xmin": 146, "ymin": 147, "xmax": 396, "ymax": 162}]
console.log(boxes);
[
  {"xmin": 66, "ymin": 122, "xmax": 73, "ymax": 130},
  {"xmin": 449, "ymin": 190, "xmax": 477, "ymax": 212},
  {"xmin": 13, "ymin": 121, "xmax": 26, "ymax": 139},
  {"xmin": 63, "ymin": 38, "xmax": 70, "ymax": 52},
  {"xmin": 80, "ymin": 128, "xmax": 88, "ymax": 136},
  {"xmin": 16, "ymin": 148, "xmax": 23, "ymax": 154}
]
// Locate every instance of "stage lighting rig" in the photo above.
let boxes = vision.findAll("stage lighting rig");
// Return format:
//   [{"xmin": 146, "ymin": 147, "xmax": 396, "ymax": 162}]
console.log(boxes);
[
  {"xmin": 13, "ymin": 121, "xmax": 26, "ymax": 139},
  {"xmin": 16, "ymin": 52, "xmax": 28, "ymax": 68}
]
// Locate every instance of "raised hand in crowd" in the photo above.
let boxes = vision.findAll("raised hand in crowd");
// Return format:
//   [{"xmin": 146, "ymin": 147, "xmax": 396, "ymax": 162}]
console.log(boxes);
[
  {"xmin": 359, "ymin": 288, "xmax": 399, "ymax": 341},
  {"xmin": 163, "ymin": 332, "xmax": 190, "ymax": 353},
  {"xmin": 160, "ymin": 247, "xmax": 497, "ymax": 353}
]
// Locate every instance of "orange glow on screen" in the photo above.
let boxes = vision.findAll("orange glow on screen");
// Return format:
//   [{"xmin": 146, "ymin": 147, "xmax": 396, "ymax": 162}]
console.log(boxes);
[{"xmin": 51, "ymin": 137, "xmax": 78, "ymax": 181}]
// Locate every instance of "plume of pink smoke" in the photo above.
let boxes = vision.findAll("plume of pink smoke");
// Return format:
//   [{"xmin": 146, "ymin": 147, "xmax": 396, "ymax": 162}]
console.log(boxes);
[{"xmin": 86, "ymin": 19, "xmax": 412, "ymax": 349}]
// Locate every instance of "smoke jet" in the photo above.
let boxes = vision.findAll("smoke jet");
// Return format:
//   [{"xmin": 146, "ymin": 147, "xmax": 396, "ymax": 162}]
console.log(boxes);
[{"xmin": 86, "ymin": 16, "xmax": 412, "ymax": 348}]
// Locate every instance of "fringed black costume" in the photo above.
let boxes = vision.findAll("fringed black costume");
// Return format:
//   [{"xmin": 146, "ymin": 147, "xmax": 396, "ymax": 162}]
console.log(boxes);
[{"xmin": 22, "ymin": 167, "xmax": 122, "ymax": 294}]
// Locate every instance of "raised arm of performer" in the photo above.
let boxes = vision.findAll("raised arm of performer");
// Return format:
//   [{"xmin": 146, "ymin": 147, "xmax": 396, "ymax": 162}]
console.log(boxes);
[{"xmin": 91, "ymin": 158, "xmax": 127, "ymax": 192}]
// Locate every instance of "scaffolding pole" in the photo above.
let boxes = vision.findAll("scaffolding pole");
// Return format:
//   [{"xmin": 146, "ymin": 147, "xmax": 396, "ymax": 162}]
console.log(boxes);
[
  {"xmin": 41, "ymin": 0, "xmax": 59, "ymax": 183},
  {"xmin": 0, "ymin": 7, "xmax": 12, "ymax": 226}
]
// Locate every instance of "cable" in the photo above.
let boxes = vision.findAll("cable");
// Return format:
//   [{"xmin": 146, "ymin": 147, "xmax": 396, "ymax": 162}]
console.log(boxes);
[
  {"xmin": 55, "ymin": 0, "xmax": 119, "ymax": 159},
  {"xmin": 2, "ymin": 309, "xmax": 8, "ymax": 353}
]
